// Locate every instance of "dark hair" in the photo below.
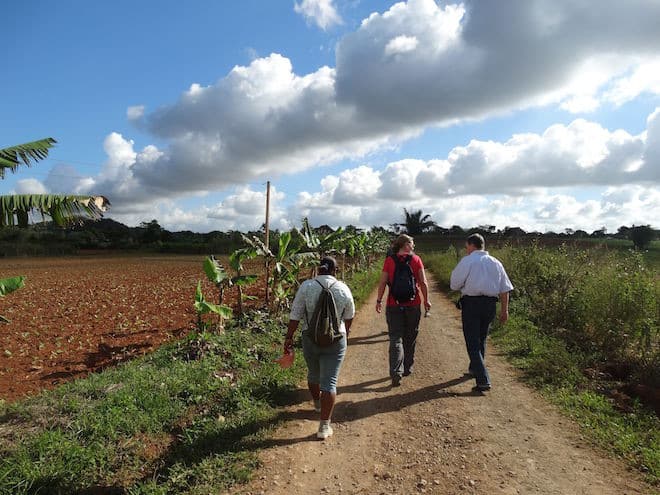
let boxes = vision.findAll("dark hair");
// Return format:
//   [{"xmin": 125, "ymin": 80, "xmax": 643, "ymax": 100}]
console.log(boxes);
[
  {"xmin": 466, "ymin": 233, "xmax": 485, "ymax": 249},
  {"xmin": 319, "ymin": 256, "xmax": 337, "ymax": 274}
]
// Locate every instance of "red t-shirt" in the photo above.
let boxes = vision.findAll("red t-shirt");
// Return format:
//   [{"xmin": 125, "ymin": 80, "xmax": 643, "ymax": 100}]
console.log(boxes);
[{"xmin": 382, "ymin": 253, "xmax": 424, "ymax": 307}]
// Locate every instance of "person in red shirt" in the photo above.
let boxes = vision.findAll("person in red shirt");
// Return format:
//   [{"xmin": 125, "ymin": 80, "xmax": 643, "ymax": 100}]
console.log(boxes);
[{"xmin": 376, "ymin": 234, "xmax": 431, "ymax": 386}]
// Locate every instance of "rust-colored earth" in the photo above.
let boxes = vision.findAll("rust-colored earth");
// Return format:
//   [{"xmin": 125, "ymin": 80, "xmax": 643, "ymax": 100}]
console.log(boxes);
[{"xmin": 0, "ymin": 254, "xmax": 265, "ymax": 402}]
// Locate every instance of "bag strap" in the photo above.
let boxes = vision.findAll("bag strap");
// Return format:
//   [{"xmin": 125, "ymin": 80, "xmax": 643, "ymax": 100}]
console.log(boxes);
[{"xmin": 305, "ymin": 278, "xmax": 338, "ymax": 325}]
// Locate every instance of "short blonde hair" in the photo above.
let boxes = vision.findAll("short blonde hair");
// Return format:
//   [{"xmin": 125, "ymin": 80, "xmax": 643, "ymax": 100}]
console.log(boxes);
[{"xmin": 392, "ymin": 234, "xmax": 413, "ymax": 253}]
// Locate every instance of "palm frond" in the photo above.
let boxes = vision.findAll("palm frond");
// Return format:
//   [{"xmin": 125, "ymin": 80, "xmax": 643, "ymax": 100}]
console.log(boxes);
[
  {"xmin": 0, "ymin": 194, "xmax": 110, "ymax": 227},
  {"xmin": 0, "ymin": 138, "xmax": 56, "ymax": 178}
]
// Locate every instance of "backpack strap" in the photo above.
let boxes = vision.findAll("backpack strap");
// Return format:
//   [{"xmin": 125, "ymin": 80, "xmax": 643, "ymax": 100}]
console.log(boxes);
[{"xmin": 305, "ymin": 278, "xmax": 338, "ymax": 326}]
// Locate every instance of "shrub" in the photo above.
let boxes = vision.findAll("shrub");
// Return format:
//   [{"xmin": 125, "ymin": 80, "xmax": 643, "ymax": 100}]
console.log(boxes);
[{"xmin": 491, "ymin": 316, "xmax": 585, "ymax": 388}]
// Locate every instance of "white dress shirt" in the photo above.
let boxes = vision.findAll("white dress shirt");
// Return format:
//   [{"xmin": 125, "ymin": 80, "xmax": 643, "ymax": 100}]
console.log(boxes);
[
  {"xmin": 289, "ymin": 275, "xmax": 355, "ymax": 334},
  {"xmin": 450, "ymin": 250, "xmax": 513, "ymax": 297}
]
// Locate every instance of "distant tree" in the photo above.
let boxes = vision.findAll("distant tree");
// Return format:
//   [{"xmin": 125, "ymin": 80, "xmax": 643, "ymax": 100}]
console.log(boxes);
[
  {"xmin": 370, "ymin": 225, "xmax": 392, "ymax": 236},
  {"xmin": 616, "ymin": 226, "xmax": 631, "ymax": 239},
  {"xmin": 590, "ymin": 227, "xmax": 607, "ymax": 238},
  {"xmin": 395, "ymin": 208, "xmax": 437, "ymax": 235},
  {"xmin": 629, "ymin": 225, "xmax": 655, "ymax": 250},
  {"xmin": 449, "ymin": 225, "xmax": 465, "ymax": 236},
  {"xmin": 503, "ymin": 226, "xmax": 526, "ymax": 238},
  {"xmin": 139, "ymin": 219, "xmax": 163, "ymax": 244}
]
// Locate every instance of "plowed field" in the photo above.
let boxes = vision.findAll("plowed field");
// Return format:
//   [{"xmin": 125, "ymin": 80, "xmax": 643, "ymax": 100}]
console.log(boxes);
[{"xmin": 0, "ymin": 254, "xmax": 265, "ymax": 402}]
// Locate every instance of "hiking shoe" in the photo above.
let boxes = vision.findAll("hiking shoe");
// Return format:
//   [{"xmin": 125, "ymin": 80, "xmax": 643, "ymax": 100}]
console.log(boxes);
[
  {"xmin": 317, "ymin": 422, "xmax": 333, "ymax": 440},
  {"xmin": 313, "ymin": 399, "xmax": 321, "ymax": 413},
  {"xmin": 392, "ymin": 376, "xmax": 401, "ymax": 387},
  {"xmin": 472, "ymin": 384, "xmax": 491, "ymax": 392}
]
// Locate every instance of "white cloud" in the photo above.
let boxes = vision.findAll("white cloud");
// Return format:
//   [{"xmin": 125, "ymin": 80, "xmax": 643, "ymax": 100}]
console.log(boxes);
[
  {"xmin": 419, "ymin": 118, "xmax": 651, "ymax": 196},
  {"xmin": 94, "ymin": 106, "xmax": 659, "ymax": 231},
  {"xmin": 604, "ymin": 58, "xmax": 660, "ymax": 106},
  {"xmin": 336, "ymin": 0, "xmax": 660, "ymax": 122},
  {"xmin": 46, "ymin": 0, "xmax": 660, "ymax": 232},
  {"xmin": 126, "ymin": 105, "xmax": 145, "ymax": 121},
  {"xmin": 90, "ymin": 0, "xmax": 659, "ymax": 211},
  {"xmin": 107, "ymin": 186, "xmax": 290, "ymax": 233},
  {"xmin": 379, "ymin": 159, "xmax": 427, "ymax": 200},
  {"xmin": 284, "ymin": 111, "xmax": 660, "ymax": 232},
  {"xmin": 384, "ymin": 35, "xmax": 419, "ymax": 57},
  {"xmin": 294, "ymin": 0, "xmax": 342, "ymax": 30},
  {"xmin": 332, "ymin": 166, "xmax": 382, "ymax": 205},
  {"xmin": 289, "ymin": 182, "xmax": 660, "ymax": 234},
  {"xmin": 15, "ymin": 178, "xmax": 47, "ymax": 194}
]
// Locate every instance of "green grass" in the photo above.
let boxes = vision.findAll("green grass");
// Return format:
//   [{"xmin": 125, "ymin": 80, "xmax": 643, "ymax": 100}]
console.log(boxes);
[
  {"xmin": 550, "ymin": 388, "xmax": 659, "ymax": 481},
  {"xmin": 0, "ymin": 312, "xmax": 304, "ymax": 494},
  {"xmin": 487, "ymin": 318, "xmax": 659, "ymax": 484},
  {"xmin": 345, "ymin": 265, "xmax": 382, "ymax": 306},
  {"xmin": 0, "ymin": 267, "xmax": 380, "ymax": 495}
]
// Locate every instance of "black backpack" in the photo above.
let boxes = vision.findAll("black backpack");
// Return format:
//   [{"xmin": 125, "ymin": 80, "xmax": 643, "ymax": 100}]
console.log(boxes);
[
  {"xmin": 389, "ymin": 254, "xmax": 417, "ymax": 304},
  {"xmin": 306, "ymin": 280, "xmax": 342, "ymax": 346}
]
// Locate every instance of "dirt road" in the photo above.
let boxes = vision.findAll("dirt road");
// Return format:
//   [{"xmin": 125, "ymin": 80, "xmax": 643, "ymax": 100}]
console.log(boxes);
[{"xmin": 229, "ymin": 275, "xmax": 654, "ymax": 494}]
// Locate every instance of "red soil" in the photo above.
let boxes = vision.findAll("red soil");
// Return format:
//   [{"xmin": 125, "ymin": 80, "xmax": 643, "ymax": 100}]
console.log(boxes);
[{"xmin": 0, "ymin": 254, "xmax": 264, "ymax": 402}]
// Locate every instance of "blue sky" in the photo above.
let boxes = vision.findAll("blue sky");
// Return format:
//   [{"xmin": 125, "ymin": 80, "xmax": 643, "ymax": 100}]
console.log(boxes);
[{"xmin": 3, "ymin": 0, "xmax": 659, "ymax": 234}]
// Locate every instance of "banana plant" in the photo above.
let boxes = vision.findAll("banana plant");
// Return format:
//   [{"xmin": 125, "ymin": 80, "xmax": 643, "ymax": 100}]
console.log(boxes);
[
  {"xmin": 241, "ymin": 231, "xmax": 315, "ymax": 311},
  {"xmin": 299, "ymin": 217, "xmax": 345, "ymax": 257},
  {"xmin": 0, "ymin": 276, "xmax": 25, "ymax": 323},
  {"xmin": 228, "ymin": 248, "xmax": 259, "ymax": 316},
  {"xmin": 193, "ymin": 281, "xmax": 232, "ymax": 332},
  {"xmin": 203, "ymin": 255, "xmax": 232, "ymax": 306},
  {"xmin": 270, "ymin": 231, "xmax": 319, "ymax": 311},
  {"xmin": 296, "ymin": 217, "xmax": 348, "ymax": 281}
]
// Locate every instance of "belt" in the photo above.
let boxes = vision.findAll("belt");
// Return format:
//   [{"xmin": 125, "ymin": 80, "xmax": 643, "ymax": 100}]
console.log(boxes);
[{"xmin": 463, "ymin": 295, "xmax": 498, "ymax": 301}]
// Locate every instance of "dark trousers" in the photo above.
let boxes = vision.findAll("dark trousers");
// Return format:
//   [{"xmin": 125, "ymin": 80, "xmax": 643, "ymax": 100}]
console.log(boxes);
[
  {"xmin": 386, "ymin": 305, "xmax": 421, "ymax": 379},
  {"xmin": 460, "ymin": 296, "xmax": 497, "ymax": 387}
]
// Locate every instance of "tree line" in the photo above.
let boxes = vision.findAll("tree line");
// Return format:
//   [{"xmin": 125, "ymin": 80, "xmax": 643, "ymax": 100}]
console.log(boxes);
[{"xmin": 0, "ymin": 214, "xmax": 656, "ymax": 258}]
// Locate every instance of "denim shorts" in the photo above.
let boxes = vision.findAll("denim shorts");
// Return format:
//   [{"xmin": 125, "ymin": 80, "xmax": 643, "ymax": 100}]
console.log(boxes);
[{"xmin": 301, "ymin": 332, "xmax": 347, "ymax": 393}]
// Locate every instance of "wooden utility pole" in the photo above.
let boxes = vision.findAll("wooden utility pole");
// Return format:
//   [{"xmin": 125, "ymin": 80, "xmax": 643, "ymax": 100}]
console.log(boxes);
[{"xmin": 264, "ymin": 181, "xmax": 271, "ymax": 308}]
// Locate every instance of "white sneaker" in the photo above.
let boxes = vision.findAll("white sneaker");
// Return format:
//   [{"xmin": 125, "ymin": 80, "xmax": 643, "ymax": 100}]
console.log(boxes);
[
  {"xmin": 317, "ymin": 422, "xmax": 333, "ymax": 440},
  {"xmin": 313, "ymin": 399, "xmax": 321, "ymax": 413}
]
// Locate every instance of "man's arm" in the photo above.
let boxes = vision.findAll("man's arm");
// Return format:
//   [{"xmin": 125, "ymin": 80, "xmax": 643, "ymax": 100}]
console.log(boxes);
[
  {"xmin": 498, "ymin": 291, "xmax": 509, "ymax": 324},
  {"xmin": 449, "ymin": 258, "xmax": 468, "ymax": 291}
]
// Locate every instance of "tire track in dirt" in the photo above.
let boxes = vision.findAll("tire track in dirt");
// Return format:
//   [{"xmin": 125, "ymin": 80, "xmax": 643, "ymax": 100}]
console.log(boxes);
[{"xmin": 228, "ymin": 274, "xmax": 654, "ymax": 494}]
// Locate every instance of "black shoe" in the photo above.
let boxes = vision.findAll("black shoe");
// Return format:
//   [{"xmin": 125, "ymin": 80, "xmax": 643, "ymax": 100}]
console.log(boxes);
[
  {"xmin": 472, "ymin": 384, "xmax": 491, "ymax": 392},
  {"xmin": 392, "ymin": 376, "xmax": 401, "ymax": 387},
  {"xmin": 403, "ymin": 368, "xmax": 412, "ymax": 377}
]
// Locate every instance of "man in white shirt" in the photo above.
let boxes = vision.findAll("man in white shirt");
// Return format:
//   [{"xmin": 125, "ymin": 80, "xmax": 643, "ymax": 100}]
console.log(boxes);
[
  {"xmin": 450, "ymin": 234, "xmax": 513, "ymax": 392},
  {"xmin": 285, "ymin": 256, "xmax": 355, "ymax": 439}
]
